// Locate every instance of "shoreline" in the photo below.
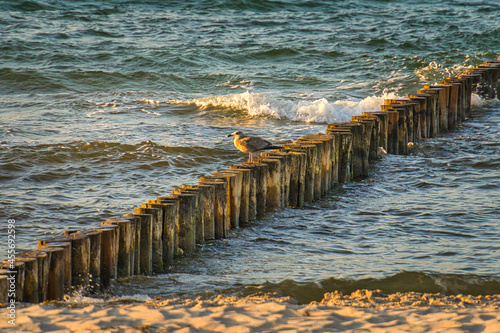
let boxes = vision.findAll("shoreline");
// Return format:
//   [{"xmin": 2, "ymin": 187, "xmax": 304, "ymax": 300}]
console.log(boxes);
[{"xmin": 2, "ymin": 291, "xmax": 499, "ymax": 332}]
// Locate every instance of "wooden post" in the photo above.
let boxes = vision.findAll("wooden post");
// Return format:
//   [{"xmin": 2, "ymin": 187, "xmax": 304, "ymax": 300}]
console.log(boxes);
[
  {"xmin": 223, "ymin": 168, "xmax": 251, "ymax": 226},
  {"xmin": 68, "ymin": 232, "xmax": 91, "ymax": 287},
  {"xmin": 182, "ymin": 184, "xmax": 216, "ymax": 239},
  {"xmin": 417, "ymin": 88, "xmax": 439, "ymax": 137},
  {"xmin": 94, "ymin": 228, "xmax": 117, "ymax": 286},
  {"xmin": 425, "ymin": 85, "xmax": 450, "ymax": 133},
  {"xmin": 285, "ymin": 144, "xmax": 316, "ymax": 201},
  {"xmin": 231, "ymin": 164, "xmax": 258, "ymax": 220},
  {"xmin": 352, "ymin": 116, "xmax": 377, "ymax": 162},
  {"xmin": 228, "ymin": 167, "xmax": 252, "ymax": 226},
  {"xmin": 38, "ymin": 247, "xmax": 65, "ymax": 300},
  {"xmin": 83, "ymin": 231, "xmax": 102, "ymax": 289},
  {"xmin": 212, "ymin": 171, "xmax": 242, "ymax": 229},
  {"xmin": 295, "ymin": 141, "xmax": 322, "ymax": 199},
  {"xmin": 155, "ymin": 197, "xmax": 181, "ymax": 255},
  {"xmin": 123, "ymin": 214, "xmax": 142, "ymax": 274},
  {"xmin": 0, "ymin": 275, "xmax": 8, "ymax": 305},
  {"xmin": 281, "ymin": 150, "xmax": 306, "ymax": 208},
  {"xmin": 197, "ymin": 178, "xmax": 228, "ymax": 239},
  {"xmin": 150, "ymin": 200, "xmax": 176, "ymax": 263},
  {"xmin": 363, "ymin": 111, "xmax": 389, "ymax": 153},
  {"xmin": 102, "ymin": 219, "xmax": 132, "ymax": 277},
  {"xmin": 260, "ymin": 152, "xmax": 291, "ymax": 207},
  {"xmin": 173, "ymin": 188, "xmax": 204, "ymax": 244},
  {"xmin": 168, "ymin": 193, "xmax": 197, "ymax": 254},
  {"xmin": 254, "ymin": 157, "xmax": 282, "ymax": 209},
  {"xmin": 136, "ymin": 206, "xmax": 162, "ymax": 271},
  {"xmin": 328, "ymin": 122, "xmax": 368, "ymax": 178},
  {"xmin": 249, "ymin": 163, "xmax": 268, "ymax": 217},
  {"xmin": 299, "ymin": 135, "xmax": 335, "ymax": 193},
  {"xmin": 18, "ymin": 250, "xmax": 49, "ymax": 302},
  {"xmin": 38, "ymin": 240, "xmax": 72, "ymax": 291},
  {"xmin": 130, "ymin": 213, "xmax": 152, "ymax": 274},
  {"xmin": 383, "ymin": 102, "xmax": 409, "ymax": 154},
  {"xmin": 13, "ymin": 256, "xmax": 38, "ymax": 303},
  {"xmin": 325, "ymin": 129, "xmax": 352, "ymax": 184}
]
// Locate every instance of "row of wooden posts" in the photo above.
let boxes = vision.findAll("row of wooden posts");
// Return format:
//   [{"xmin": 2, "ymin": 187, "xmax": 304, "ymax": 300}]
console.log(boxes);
[{"xmin": 1, "ymin": 60, "xmax": 499, "ymax": 305}]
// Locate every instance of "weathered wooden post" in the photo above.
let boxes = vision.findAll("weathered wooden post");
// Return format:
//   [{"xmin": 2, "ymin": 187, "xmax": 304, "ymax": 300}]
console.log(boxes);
[
  {"xmin": 136, "ymin": 206, "xmax": 162, "ymax": 271},
  {"xmin": 8, "ymin": 258, "xmax": 34, "ymax": 303},
  {"xmin": 383, "ymin": 102, "xmax": 409, "ymax": 154},
  {"xmin": 183, "ymin": 184, "xmax": 216, "ymax": 239},
  {"xmin": 18, "ymin": 250, "xmax": 49, "ymax": 302},
  {"xmin": 83, "ymin": 231, "xmax": 102, "ymax": 289},
  {"xmin": 425, "ymin": 85, "xmax": 450, "ymax": 133},
  {"xmin": 299, "ymin": 134, "xmax": 335, "ymax": 194},
  {"xmin": 228, "ymin": 167, "xmax": 252, "ymax": 226},
  {"xmin": 283, "ymin": 144, "xmax": 315, "ymax": 202},
  {"xmin": 328, "ymin": 122, "xmax": 368, "ymax": 178},
  {"xmin": 38, "ymin": 246, "xmax": 65, "ymax": 300},
  {"xmin": 325, "ymin": 128, "xmax": 352, "ymax": 184},
  {"xmin": 0, "ymin": 275, "xmax": 8, "ymax": 304},
  {"xmin": 124, "ymin": 213, "xmax": 142, "ymax": 274},
  {"xmin": 352, "ymin": 116, "xmax": 377, "ymax": 162},
  {"xmin": 363, "ymin": 111, "xmax": 389, "ymax": 153},
  {"xmin": 129, "ymin": 213, "xmax": 152, "ymax": 274},
  {"xmin": 249, "ymin": 162, "xmax": 268, "ymax": 217},
  {"xmin": 102, "ymin": 219, "xmax": 132, "ymax": 277},
  {"xmin": 197, "ymin": 178, "xmax": 228, "ymax": 238},
  {"xmin": 281, "ymin": 150, "xmax": 306, "ymax": 208},
  {"xmin": 168, "ymin": 192, "xmax": 197, "ymax": 254},
  {"xmin": 69, "ymin": 232, "xmax": 91, "ymax": 287},
  {"xmin": 95, "ymin": 227, "xmax": 118, "ymax": 285},
  {"xmin": 150, "ymin": 200, "xmax": 177, "ymax": 262},
  {"xmin": 260, "ymin": 151, "xmax": 291, "ymax": 207},
  {"xmin": 38, "ymin": 240, "xmax": 72, "ymax": 291},
  {"xmin": 254, "ymin": 157, "xmax": 282, "ymax": 209},
  {"xmin": 212, "ymin": 170, "xmax": 243, "ymax": 228},
  {"xmin": 173, "ymin": 188, "xmax": 204, "ymax": 244},
  {"xmin": 417, "ymin": 88, "xmax": 439, "ymax": 137},
  {"xmin": 231, "ymin": 164, "xmax": 258, "ymax": 220}
]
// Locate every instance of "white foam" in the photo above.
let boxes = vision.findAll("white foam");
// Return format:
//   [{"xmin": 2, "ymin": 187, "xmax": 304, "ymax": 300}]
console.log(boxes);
[
  {"xmin": 414, "ymin": 61, "xmax": 469, "ymax": 84},
  {"xmin": 169, "ymin": 91, "xmax": 401, "ymax": 123}
]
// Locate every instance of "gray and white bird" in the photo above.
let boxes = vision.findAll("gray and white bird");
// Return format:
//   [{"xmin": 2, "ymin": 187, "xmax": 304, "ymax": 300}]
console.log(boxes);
[{"xmin": 227, "ymin": 130, "xmax": 281, "ymax": 163}]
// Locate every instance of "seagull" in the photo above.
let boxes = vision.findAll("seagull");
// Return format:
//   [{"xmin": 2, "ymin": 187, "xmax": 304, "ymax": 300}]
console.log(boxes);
[{"xmin": 227, "ymin": 130, "xmax": 282, "ymax": 163}]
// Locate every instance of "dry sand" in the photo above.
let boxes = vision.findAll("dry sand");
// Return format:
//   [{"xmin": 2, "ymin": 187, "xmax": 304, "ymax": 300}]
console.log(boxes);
[{"xmin": 2, "ymin": 290, "xmax": 499, "ymax": 332}]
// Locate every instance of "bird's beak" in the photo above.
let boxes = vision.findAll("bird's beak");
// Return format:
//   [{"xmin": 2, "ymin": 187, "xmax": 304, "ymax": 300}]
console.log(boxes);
[{"xmin": 227, "ymin": 133, "xmax": 233, "ymax": 137}]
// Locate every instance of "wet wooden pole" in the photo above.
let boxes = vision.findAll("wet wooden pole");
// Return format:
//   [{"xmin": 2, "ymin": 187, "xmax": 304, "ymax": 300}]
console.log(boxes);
[
  {"xmin": 260, "ymin": 151, "xmax": 291, "ymax": 207},
  {"xmin": 136, "ymin": 206, "xmax": 162, "ymax": 271},
  {"xmin": 0, "ymin": 275, "xmax": 8, "ymax": 304},
  {"xmin": 183, "ymin": 185, "xmax": 216, "ymax": 239},
  {"xmin": 83, "ymin": 231, "xmax": 102, "ymax": 289},
  {"xmin": 254, "ymin": 157, "xmax": 282, "ymax": 209},
  {"xmin": 13, "ymin": 256, "xmax": 38, "ymax": 303},
  {"xmin": 129, "ymin": 213, "xmax": 152, "ymax": 274},
  {"xmin": 281, "ymin": 150, "xmax": 306, "ymax": 208},
  {"xmin": 417, "ymin": 88, "xmax": 439, "ymax": 137},
  {"xmin": 212, "ymin": 170, "xmax": 243, "ymax": 229},
  {"xmin": 363, "ymin": 111, "xmax": 389, "ymax": 153},
  {"xmin": 95, "ymin": 227, "xmax": 118, "ymax": 286},
  {"xmin": 328, "ymin": 122, "xmax": 367, "ymax": 178},
  {"xmin": 249, "ymin": 162, "xmax": 268, "ymax": 217},
  {"xmin": 284, "ymin": 144, "xmax": 315, "ymax": 202},
  {"xmin": 102, "ymin": 219, "xmax": 132, "ymax": 277},
  {"xmin": 18, "ymin": 250, "xmax": 49, "ymax": 302},
  {"xmin": 150, "ymin": 199, "xmax": 177, "ymax": 263},
  {"xmin": 38, "ymin": 240, "xmax": 72, "ymax": 291},
  {"xmin": 38, "ymin": 246, "xmax": 65, "ymax": 300},
  {"xmin": 425, "ymin": 85, "xmax": 450, "ymax": 133},
  {"xmin": 124, "ymin": 213, "xmax": 142, "ymax": 274},
  {"xmin": 299, "ymin": 135, "xmax": 335, "ymax": 193},
  {"xmin": 168, "ymin": 192, "xmax": 197, "ymax": 254},
  {"xmin": 325, "ymin": 129, "xmax": 352, "ymax": 184},
  {"xmin": 69, "ymin": 232, "xmax": 91, "ymax": 287},
  {"xmin": 231, "ymin": 164, "xmax": 258, "ymax": 220},
  {"xmin": 173, "ymin": 188, "xmax": 204, "ymax": 244},
  {"xmin": 228, "ymin": 167, "xmax": 252, "ymax": 226},
  {"xmin": 198, "ymin": 178, "xmax": 228, "ymax": 239}
]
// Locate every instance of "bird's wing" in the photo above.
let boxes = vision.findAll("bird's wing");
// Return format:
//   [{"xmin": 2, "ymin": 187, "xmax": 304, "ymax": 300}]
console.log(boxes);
[{"xmin": 240, "ymin": 136, "xmax": 273, "ymax": 151}]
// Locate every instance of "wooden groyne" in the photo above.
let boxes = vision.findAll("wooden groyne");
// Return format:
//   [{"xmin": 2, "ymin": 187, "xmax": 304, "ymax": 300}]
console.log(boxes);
[{"xmin": 2, "ymin": 60, "xmax": 500, "ymax": 305}]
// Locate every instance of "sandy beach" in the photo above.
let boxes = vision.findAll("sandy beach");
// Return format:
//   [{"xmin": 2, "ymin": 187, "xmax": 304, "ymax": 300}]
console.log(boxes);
[{"xmin": 2, "ymin": 291, "xmax": 499, "ymax": 332}]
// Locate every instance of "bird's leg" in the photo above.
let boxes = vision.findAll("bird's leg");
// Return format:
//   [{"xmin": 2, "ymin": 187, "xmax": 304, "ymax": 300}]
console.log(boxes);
[{"xmin": 248, "ymin": 152, "xmax": 253, "ymax": 163}]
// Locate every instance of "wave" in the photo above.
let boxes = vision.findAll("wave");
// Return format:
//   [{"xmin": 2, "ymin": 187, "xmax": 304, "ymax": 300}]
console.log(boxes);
[
  {"xmin": 168, "ymin": 91, "xmax": 401, "ymax": 123},
  {"xmin": 234, "ymin": 271, "xmax": 500, "ymax": 304}
]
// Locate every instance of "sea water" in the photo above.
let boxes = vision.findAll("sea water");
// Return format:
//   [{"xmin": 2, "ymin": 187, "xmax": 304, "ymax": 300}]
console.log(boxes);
[{"xmin": 0, "ymin": 0, "xmax": 499, "ymax": 302}]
